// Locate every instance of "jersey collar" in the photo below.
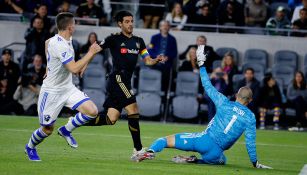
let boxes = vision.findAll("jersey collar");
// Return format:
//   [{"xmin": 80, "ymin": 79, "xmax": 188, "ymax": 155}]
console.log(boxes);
[{"xmin": 56, "ymin": 34, "xmax": 73, "ymax": 45}]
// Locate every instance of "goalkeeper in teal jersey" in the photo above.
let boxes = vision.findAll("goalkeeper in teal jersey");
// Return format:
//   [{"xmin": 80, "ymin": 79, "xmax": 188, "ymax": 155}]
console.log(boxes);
[{"xmin": 133, "ymin": 45, "xmax": 272, "ymax": 169}]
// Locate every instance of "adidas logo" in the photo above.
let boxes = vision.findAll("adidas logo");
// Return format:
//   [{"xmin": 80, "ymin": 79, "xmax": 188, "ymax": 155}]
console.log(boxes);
[{"xmin": 120, "ymin": 43, "xmax": 126, "ymax": 47}]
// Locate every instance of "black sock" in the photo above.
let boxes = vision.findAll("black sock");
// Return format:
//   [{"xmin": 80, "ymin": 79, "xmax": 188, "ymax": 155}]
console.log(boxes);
[
  {"xmin": 85, "ymin": 111, "xmax": 115, "ymax": 126},
  {"xmin": 128, "ymin": 114, "xmax": 142, "ymax": 151}
]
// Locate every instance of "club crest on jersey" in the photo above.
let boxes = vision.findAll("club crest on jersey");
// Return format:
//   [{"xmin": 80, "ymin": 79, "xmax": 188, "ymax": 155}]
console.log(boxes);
[
  {"xmin": 62, "ymin": 52, "xmax": 67, "ymax": 58},
  {"xmin": 136, "ymin": 42, "xmax": 140, "ymax": 49},
  {"xmin": 44, "ymin": 115, "xmax": 51, "ymax": 122}
]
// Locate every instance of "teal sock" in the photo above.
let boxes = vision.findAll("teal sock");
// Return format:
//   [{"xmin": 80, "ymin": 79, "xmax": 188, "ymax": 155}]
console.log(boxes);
[{"xmin": 149, "ymin": 137, "xmax": 167, "ymax": 153}]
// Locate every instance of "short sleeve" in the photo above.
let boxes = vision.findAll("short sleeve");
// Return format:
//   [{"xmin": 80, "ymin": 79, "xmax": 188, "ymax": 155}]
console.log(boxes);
[
  {"xmin": 54, "ymin": 43, "xmax": 74, "ymax": 65},
  {"xmin": 101, "ymin": 35, "xmax": 112, "ymax": 49},
  {"xmin": 139, "ymin": 38, "xmax": 150, "ymax": 59}
]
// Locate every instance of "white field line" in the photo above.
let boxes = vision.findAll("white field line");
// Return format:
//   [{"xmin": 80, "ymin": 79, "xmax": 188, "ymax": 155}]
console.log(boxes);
[
  {"xmin": 0, "ymin": 128, "xmax": 306, "ymax": 149},
  {"xmin": 299, "ymin": 164, "xmax": 307, "ymax": 175}
]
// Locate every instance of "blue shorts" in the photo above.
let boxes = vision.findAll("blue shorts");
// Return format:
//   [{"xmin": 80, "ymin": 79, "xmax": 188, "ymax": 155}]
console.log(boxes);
[{"xmin": 174, "ymin": 132, "xmax": 226, "ymax": 165}]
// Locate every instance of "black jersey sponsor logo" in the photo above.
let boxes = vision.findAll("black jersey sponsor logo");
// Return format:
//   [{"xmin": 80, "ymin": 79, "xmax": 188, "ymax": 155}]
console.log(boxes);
[{"xmin": 120, "ymin": 48, "xmax": 139, "ymax": 54}]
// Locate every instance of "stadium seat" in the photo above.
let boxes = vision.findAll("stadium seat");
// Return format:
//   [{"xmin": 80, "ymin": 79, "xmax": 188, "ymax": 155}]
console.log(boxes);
[
  {"xmin": 172, "ymin": 96, "xmax": 199, "ymax": 119},
  {"xmin": 171, "ymin": 72, "xmax": 199, "ymax": 119},
  {"xmin": 136, "ymin": 69, "xmax": 162, "ymax": 117},
  {"xmin": 138, "ymin": 68, "xmax": 162, "ymax": 94},
  {"xmin": 212, "ymin": 60, "xmax": 222, "ymax": 70},
  {"xmin": 272, "ymin": 64, "xmax": 295, "ymax": 89},
  {"xmin": 83, "ymin": 89, "xmax": 105, "ymax": 112},
  {"xmin": 88, "ymin": 54, "xmax": 104, "ymax": 68},
  {"xmin": 232, "ymin": 74, "xmax": 244, "ymax": 90},
  {"xmin": 137, "ymin": 93, "xmax": 162, "ymax": 117},
  {"xmin": 242, "ymin": 63, "xmax": 265, "ymax": 81},
  {"xmin": 243, "ymin": 49, "xmax": 268, "ymax": 68},
  {"xmin": 216, "ymin": 47, "xmax": 239, "ymax": 64},
  {"xmin": 83, "ymin": 66, "xmax": 106, "ymax": 91},
  {"xmin": 274, "ymin": 50, "xmax": 299, "ymax": 70},
  {"xmin": 175, "ymin": 71, "xmax": 200, "ymax": 96}
]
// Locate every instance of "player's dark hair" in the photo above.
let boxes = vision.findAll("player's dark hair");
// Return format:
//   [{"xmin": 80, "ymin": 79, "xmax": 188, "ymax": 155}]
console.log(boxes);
[
  {"xmin": 244, "ymin": 67, "xmax": 254, "ymax": 74},
  {"xmin": 114, "ymin": 10, "xmax": 133, "ymax": 23},
  {"xmin": 56, "ymin": 12, "xmax": 74, "ymax": 31},
  {"xmin": 300, "ymin": 8, "xmax": 307, "ymax": 12},
  {"xmin": 292, "ymin": 71, "xmax": 306, "ymax": 90}
]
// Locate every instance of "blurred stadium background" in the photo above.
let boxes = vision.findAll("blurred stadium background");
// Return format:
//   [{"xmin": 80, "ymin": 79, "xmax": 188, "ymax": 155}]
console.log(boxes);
[{"xmin": 0, "ymin": 0, "xmax": 307, "ymax": 174}]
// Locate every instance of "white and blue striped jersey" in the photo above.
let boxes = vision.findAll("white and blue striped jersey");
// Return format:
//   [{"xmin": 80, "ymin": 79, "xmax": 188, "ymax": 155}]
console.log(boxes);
[
  {"xmin": 200, "ymin": 67, "xmax": 258, "ymax": 164},
  {"xmin": 42, "ymin": 34, "xmax": 75, "ymax": 93}
]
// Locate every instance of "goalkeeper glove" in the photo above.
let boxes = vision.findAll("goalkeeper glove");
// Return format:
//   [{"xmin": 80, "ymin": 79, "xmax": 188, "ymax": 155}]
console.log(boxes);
[
  {"xmin": 253, "ymin": 161, "xmax": 273, "ymax": 169},
  {"xmin": 196, "ymin": 45, "xmax": 207, "ymax": 67}
]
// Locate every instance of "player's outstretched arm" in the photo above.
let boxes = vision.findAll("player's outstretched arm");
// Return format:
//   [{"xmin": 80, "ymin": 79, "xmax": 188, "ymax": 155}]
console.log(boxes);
[
  {"xmin": 65, "ymin": 42, "xmax": 102, "ymax": 74},
  {"xmin": 197, "ymin": 45, "xmax": 227, "ymax": 106},
  {"xmin": 143, "ymin": 54, "xmax": 167, "ymax": 66},
  {"xmin": 244, "ymin": 115, "xmax": 272, "ymax": 169}
]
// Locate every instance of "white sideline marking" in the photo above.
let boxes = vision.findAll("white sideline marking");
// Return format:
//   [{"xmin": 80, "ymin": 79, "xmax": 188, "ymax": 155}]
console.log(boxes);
[
  {"xmin": 299, "ymin": 164, "xmax": 307, "ymax": 175},
  {"xmin": 0, "ymin": 128, "xmax": 306, "ymax": 149}
]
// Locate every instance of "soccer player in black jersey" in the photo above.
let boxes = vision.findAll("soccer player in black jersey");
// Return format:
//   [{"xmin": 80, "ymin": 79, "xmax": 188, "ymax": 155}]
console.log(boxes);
[{"xmin": 85, "ymin": 11, "xmax": 167, "ymax": 160}]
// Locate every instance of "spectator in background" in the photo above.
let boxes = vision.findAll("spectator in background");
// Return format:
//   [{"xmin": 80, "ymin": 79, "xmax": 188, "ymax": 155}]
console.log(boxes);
[
  {"xmin": 0, "ymin": 75, "xmax": 40, "ymax": 115},
  {"xmin": 205, "ymin": 67, "xmax": 230, "ymax": 121},
  {"xmin": 0, "ymin": 49, "xmax": 20, "ymax": 100},
  {"xmin": 244, "ymin": 0, "xmax": 268, "ymax": 27},
  {"xmin": 258, "ymin": 73, "xmax": 282, "ymax": 130},
  {"xmin": 291, "ymin": 0, "xmax": 307, "ymax": 23},
  {"xmin": 221, "ymin": 52, "xmax": 238, "ymax": 95},
  {"xmin": 148, "ymin": 20, "xmax": 178, "ymax": 92},
  {"xmin": 140, "ymin": 0, "xmax": 165, "ymax": 29},
  {"xmin": 217, "ymin": 0, "xmax": 245, "ymax": 26},
  {"xmin": 30, "ymin": 4, "xmax": 51, "ymax": 32},
  {"xmin": 190, "ymin": 4, "xmax": 217, "ymax": 31},
  {"xmin": 235, "ymin": 68, "xmax": 260, "ymax": 114},
  {"xmin": 165, "ymin": 2, "xmax": 188, "ymax": 31},
  {"xmin": 287, "ymin": 71, "xmax": 307, "ymax": 131},
  {"xmin": 24, "ymin": 16, "xmax": 50, "ymax": 70},
  {"xmin": 76, "ymin": 0, "xmax": 108, "ymax": 26},
  {"xmin": 81, "ymin": 32, "xmax": 100, "ymax": 54},
  {"xmin": 266, "ymin": 6, "xmax": 291, "ymax": 35},
  {"xmin": 14, "ymin": 75, "xmax": 40, "ymax": 115},
  {"xmin": 25, "ymin": 0, "xmax": 55, "ymax": 15},
  {"xmin": 291, "ymin": 8, "xmax": 307, "ymax": 37},
  {"xmin": 178, "ymin": 47, "xmax": 199, "ymax": 73},
  {"xmin": 25, "ymin": 54, "xmax": 46, "ymax": 86},
  {"xmin": 57, "ymin": 0, "xmax": 72, "ymax": 13},
  {"xmin": 0, "ymin": 0, "xmax": 26, "ymax": 14},
  {"xmin": 180, "ymin": 35, "xmax": 219, "ymax": 73},
  {"xmin": 0, "ymin": 78, "xmax": 14, "ymax": 114}
]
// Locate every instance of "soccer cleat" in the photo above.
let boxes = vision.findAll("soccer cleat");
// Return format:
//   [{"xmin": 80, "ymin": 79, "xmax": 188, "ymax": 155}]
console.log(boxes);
[
  {"xmin": 57, "ymin": 126, "xmax": 78, "ymax": 148},
  {"xmin": 131, "ymin": 147, "xmax": 146, "ymax": 161},
  {"xmin": 288, "ymin": 127, "xmax": 299, "ymax": 131},
  {"xmin": 25, "ymin": 144, "xmax": 41, "ymax": 161},
  {"xmin": 273, "ymin": 123, "xmax": 279, "ymax": 130},
  {"xmin": 131, "ymin": 150, "xmax": 155, "ymax": 162},
  {"xmin": 171, "ymin": 155, "xmax": 198, "ymax": 164},
  {"xmin": 259, "ymin": 125, "xmax": 265, "ymax": 130}
]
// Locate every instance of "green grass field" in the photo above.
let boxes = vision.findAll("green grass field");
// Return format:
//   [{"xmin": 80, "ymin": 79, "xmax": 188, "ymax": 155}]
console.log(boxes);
[{"xmin": 0, "ymin": 115, "xmax": 306, "ymax": 175}]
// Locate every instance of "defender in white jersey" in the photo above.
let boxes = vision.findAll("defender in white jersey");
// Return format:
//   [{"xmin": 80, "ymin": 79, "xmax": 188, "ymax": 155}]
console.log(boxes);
[{"xmin": 25, "ymin": 12, "xmax": 102, "ymax": 161}]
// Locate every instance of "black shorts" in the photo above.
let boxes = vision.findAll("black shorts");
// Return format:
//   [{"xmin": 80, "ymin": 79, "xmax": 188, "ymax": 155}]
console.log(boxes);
[{"xmin": 103, "ymin": 72, "xmax": 136, "ymax": 112}]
